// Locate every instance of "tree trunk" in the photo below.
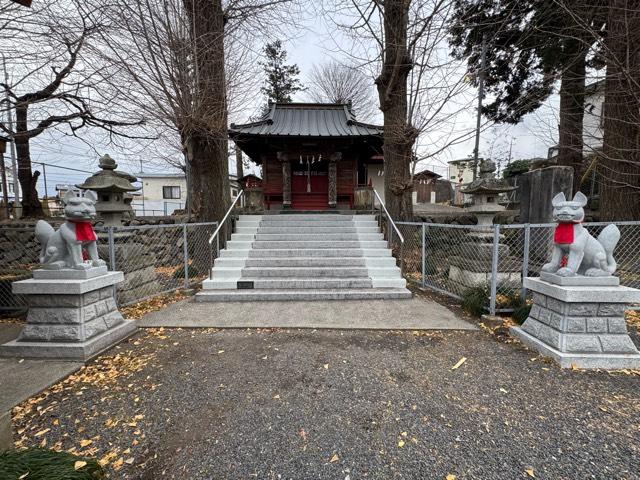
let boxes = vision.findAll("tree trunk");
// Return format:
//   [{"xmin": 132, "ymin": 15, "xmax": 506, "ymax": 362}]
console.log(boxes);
[
  {"xmin": 376, "ymin": 0, "xmax": 415, "ymax": 221},
  {"xmin": 557, "ymin": 45, "xmax": 586, "ymax": 195},
  {"xmin": 183, "ymin": 0, "xmax": 230, "ymax": 223},
  {"xmin": 14, "ymin": 104, "xmax": 43, "ymax": 217},
  {"xmin": 600, "ymin": 0, "xmax": 640, "ymax": 221}
]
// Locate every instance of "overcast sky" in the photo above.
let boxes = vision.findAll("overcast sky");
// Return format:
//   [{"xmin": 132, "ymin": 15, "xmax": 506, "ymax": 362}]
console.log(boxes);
[{"xmin": 20, "ymin": 7, "xmax": 563, "ymax": 196}]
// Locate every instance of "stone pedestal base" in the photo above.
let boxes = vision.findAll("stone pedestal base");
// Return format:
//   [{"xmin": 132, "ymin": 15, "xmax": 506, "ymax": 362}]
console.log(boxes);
[
  {"xmin": 448, "ymin": 255, "xmax": 521, "ymax": 289},
  {"xmin": 510, "ymin": 277, "xmax": 640, "ymax": 369},
  {"xmin": 0, "ymin": 271, "xmax": 136, "ymax": 362}
]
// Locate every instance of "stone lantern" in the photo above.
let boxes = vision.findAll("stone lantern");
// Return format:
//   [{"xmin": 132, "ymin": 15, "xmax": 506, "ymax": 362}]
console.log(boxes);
[
  {"xmin": 77, "ymin": 154, "xmax": 139, "ymax": 227},
  {"xmin": 448, "ymin": 159, "xmax": 520, "ymax": 289}
]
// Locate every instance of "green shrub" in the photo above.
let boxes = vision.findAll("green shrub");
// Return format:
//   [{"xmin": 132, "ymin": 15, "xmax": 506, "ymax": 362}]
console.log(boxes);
[
  {"xmin": 511, "ymin": 301, "xmax": 532, "ymax": 324},
  {"xmin": 461, "ymin": 284, "xmax": 489, "ymax": 317},
  {"xmin": 502, "ymin": 159, "xmax": 530, "ymax": 178},
  {"xmin": 172, "ymin": 263, "xmax": 202, "ymax": 279},
  {"xmin": 0, "ymin": 448, "xmax": 106, "ymax": 480}
]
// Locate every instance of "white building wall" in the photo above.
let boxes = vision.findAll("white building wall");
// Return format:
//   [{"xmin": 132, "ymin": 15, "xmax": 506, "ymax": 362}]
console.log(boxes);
[
  {"xmin": 132, "ymin": 174, "xmax": 241, "ymax": 215},
  {"xmin": 365, "ymin": 164, "xmax": 385, "ymax": 205},
  {"xmin": 583, "ymin": 89, "xmax": 604, "ymax": 153}
]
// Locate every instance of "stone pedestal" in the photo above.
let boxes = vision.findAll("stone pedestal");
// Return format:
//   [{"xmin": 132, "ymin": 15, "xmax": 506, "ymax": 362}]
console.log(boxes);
[
  {"xmin": 511, "ymin": 277, "xmax": 640, "ymax": 369},
  {"xmin": 0, "ymin": 269, "xmax": 136, "ymax": 361},
  {"xmin": 448, "ymin": 230, "xmax": 521, "ymax": 289}
]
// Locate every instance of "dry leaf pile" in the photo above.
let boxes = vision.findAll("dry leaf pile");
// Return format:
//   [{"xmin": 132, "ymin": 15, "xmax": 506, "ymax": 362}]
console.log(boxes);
[{"xmin": 120, "ymin": 291, "xmax": 188, "ymax": 320}]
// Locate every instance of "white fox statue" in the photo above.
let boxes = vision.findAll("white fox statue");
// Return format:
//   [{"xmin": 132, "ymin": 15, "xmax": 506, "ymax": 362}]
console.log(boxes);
[
  {"xmin": 541, "ymin": 191, "xmax": 620, "ymax": 277},
  {"xmin": 35, "ymin": 189, "xmax": 106, "ymax": 270}
]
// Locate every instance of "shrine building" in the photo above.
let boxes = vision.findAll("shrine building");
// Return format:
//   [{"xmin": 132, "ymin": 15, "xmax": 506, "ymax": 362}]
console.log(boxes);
[{"xmin": 229, "ymin": 102, "xmax": 383, "ymax": 210}]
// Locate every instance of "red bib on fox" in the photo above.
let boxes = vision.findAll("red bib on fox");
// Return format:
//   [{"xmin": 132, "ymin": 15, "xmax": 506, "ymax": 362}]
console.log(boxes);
[
  {"xmin": 73, "ymin": 221, "xmax": 96, "ymax": 242},
  {"xmin": 554, "ymin": 222, "xmax": 574, "ymax": 244}
]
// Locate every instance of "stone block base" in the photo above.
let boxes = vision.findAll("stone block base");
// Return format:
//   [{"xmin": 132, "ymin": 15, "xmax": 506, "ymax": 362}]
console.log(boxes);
[
  {"xmin": 2, "ymin": 272, "xmax": 137, "ymax": 362},
  {"xmin": 511, "ymin": 277, "xmax": 640, "ymax": 369},
  {"xmin": 511, "ymin": 326, "xmax": 640, "ymax": 369},
  {"xmin": 448, "ymin": 264, "xmax": 520, "ymax": 289},
  {"xmin": 0, "ymin": 320, "xmax": 136, "ymax": 362}
]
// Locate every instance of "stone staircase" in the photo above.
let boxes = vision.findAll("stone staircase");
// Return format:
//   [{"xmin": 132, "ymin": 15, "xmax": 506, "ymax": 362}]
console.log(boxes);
[{"xmin": 196, "ymin": 214, "xmax": 411, "ymax": 301}]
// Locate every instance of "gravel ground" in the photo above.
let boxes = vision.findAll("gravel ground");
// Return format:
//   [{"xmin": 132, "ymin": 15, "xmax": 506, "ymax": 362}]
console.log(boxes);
[{"xmin": 11, "ymin": 325, "xmax": 640, "ymax": 480}]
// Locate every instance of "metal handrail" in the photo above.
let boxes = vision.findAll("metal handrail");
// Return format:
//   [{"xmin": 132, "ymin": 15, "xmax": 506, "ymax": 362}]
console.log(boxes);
[
  {"xmin": 208, "ymin": 190, "xmax": 244, "ymax": 279},
  {"xmin": 372, "ymin": 189, "xmax": 405, "ymax": 276},
  {"xmin": 372, "ymin": 189, "xmax": 405, "ymax": 243},
  {"xmin": 208, "ymin": 190, "xmax": 244, "ymax": 244}
]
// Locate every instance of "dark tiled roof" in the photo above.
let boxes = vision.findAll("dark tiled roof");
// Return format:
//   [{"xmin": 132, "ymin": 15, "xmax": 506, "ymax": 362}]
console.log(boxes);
[{"xmin": 229, "ymin": 103, "xmax": 383, "ymax": 138}]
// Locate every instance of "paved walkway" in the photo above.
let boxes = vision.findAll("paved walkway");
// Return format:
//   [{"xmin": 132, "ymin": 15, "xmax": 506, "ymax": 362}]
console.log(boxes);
[{"xmin": 137, "ymin": 296, "xmax": 476, "ymax": 330}]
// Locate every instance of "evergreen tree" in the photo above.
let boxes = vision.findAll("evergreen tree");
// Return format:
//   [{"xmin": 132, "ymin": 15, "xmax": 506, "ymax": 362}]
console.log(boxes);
[
  {"xmin": 449, "ymin": 0, "xmax": 606, "ymax": 192},
  {"xmin": 260, "ymin": 40, "xmax": 304, "ymax": 103}
]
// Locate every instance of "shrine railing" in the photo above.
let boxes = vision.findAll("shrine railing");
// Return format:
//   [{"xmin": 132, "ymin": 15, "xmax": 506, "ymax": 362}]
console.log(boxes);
[
  {"xmin": 372, "ymin": 189, "xmax": 405, "ymax": 276},
  {"xmin": 208, "ymin": 190, "xmax": 245, "ymax": 280}
]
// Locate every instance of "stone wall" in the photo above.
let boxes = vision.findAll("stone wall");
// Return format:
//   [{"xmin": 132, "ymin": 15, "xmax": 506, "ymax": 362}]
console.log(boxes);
[{"xmin": 0, "ymin": 219, "xmax": 202, "ymax": 309}]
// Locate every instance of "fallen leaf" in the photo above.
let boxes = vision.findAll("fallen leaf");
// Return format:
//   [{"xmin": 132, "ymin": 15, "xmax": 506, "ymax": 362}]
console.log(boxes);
[
  {"xmin": 74, "ymin": 461, "xmax": 87, "ymax": 471},
  {"xmin": 446, "ymin": 475, "xmax": 456, "ymax": 480},
  {"xmin": 525, "ymin": 468, "xmax": 535, "ymax": 477},
  {"xmin": 125, "ymin": 457, "xmax": 135, "ymax": 465},
  {"xmin": 79, "ymin": 439, "xmax": 93, "ymax": 448},
  {"xmin": 323, "ymin": 364, "xmax": 329, "ymax": 369},
  {"xmin": 112, "ymin": 457, "xmax": 124, "ymax": 470},
  {"xmin": 451, "ymin": 357, "xmax": 467, "ymax": 370},
  {"xmin": 218, "ymin": 350, "xmax": 225, "ymax": 354},
  {"xmin": 273, "ymin": 394, "xmax": 280, "ymax": 399},
  {"xmin": 397, "ymin": 440, "xmax": 405, "ymax": 447},
  {"xmin": 19, "ymin": 472, "xmax": 29, "ymax": 479},
  {"xmin": 500, "ymin": 388, "xmax": 508, "ymax": 394},
  {"xmin": 34, "ymin": 428, "xmax": 50, "ymax": 437},
  {"xmin": 329, "ymin": 453, "xmax": 339, "ymax": 463}
]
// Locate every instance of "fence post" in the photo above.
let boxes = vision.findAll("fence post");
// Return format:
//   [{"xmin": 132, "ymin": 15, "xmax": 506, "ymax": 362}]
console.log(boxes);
[
  {"xmin": 107, "ymin": 227, "xmax": 116, "ymax": 271},
  {"xmin": 183, "ymin": 224, "xmax": 189, "ymax": 289},
  {"xmin": 421, "ymin": 224, "xmax": 426, "ymax": 287},
  {"xmin": 521, "ymin": 224, "xmax": 531, "ymax": 300},
  {"xmin": 489, "ymin": 224, "xmax": 500, "ymax": 315}
]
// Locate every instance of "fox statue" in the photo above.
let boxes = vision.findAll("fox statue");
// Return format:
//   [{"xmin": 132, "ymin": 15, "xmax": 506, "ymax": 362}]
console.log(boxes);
[
  {"xmin": 541, "ymin": 191, "xmax": 620, "ymax": 277},
  {"xmin": 35, "ymin": 189, "xmax": 106, "ymax": 270}
]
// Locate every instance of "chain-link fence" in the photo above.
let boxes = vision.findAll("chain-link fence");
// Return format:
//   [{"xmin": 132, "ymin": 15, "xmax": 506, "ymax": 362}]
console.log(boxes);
[
  {"xmin": 0, "ymin": 222, "xmax": 217, "ymax": 311},
  {"xmin": 397, "ymin": 221, "xmax": 640, "ymax": 315}
]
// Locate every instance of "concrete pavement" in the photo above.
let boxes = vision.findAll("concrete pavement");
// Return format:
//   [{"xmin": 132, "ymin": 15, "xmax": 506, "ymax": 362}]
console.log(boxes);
[{"xmin": 137, "ymin": 297, "xmax": 476, "ymax": 330}]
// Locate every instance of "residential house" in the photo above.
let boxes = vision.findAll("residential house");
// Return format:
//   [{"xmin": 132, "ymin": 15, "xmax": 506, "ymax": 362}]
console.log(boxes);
[{"xmin": 134, "ymin": 173, "xmax": 241, "ymax": 215}]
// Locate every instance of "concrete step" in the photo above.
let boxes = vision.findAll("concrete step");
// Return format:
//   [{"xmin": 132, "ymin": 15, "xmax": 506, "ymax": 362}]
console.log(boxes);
[
  {"xmin": 243, "ymin": 227, "xmax": 380, "ymax": 234},
  {"xmin": 203, "ymin": 277, "xmax": 374, "ymax": 289},
  {"xmin": 220, "ymin": 248, "xmax": 391, "ymax": 258},
  {"xmin": 258, "ymin": 221, "xmax": 378, "ymax": 228},
  {"xmin": 240, "ymin": 267, "xmax": 371, "ymax": 278},
  {"xmin": 214, "ymin": 257, "xmax": 398, "ymax": 268},
  {"xmin": 247, "ymin": 233, "xmax": 384, "ymax": 241},
  {"xmin": 258, "ymin": 214, "xmax": 354, "ymax": 221},
  {"xmin": 195, "ymin": 288, "xmax": 412, "ymax": 302},
  {"xmin": 246, "ymin": 241, "xmax": 388, "ymax": 249}
]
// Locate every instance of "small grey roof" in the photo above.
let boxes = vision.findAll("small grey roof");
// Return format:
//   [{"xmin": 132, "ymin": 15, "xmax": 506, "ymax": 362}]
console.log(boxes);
[{"xmin": 230, "ymin": 103, "xmax": 383, "ymax": 138}]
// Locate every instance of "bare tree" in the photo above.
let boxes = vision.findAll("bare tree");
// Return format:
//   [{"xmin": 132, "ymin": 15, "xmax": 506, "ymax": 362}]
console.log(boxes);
[
  {"xmin": 325, "ymin": 0, "xmax": 475, "ymax": 220},
  {"xmin": 86, "ymin": 0, "xmax": 293, "ymax": 221},
  {"xmin": 306, "ymin": 61, "xmax": 378, "ymax": 121},
  {"xmin": 0, "ymin": 0, "xmax": 143, "ymax": 217}
]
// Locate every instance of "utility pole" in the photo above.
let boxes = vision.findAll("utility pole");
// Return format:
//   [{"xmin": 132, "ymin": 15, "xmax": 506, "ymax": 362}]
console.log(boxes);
[
  {"xmin": 472, "ymin": 34, "xmax": 488, "ymax": 181},
  {"xmin": 0, "ymin": 138, "xmax": 8, "ymax": 218},
  {"xmin": 139, "ymin": 159, "xmax": 145, "ymax": 215},
  {"xmin": 2, "ymin": 55, "xmax": 19, "ymax": 215}
]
